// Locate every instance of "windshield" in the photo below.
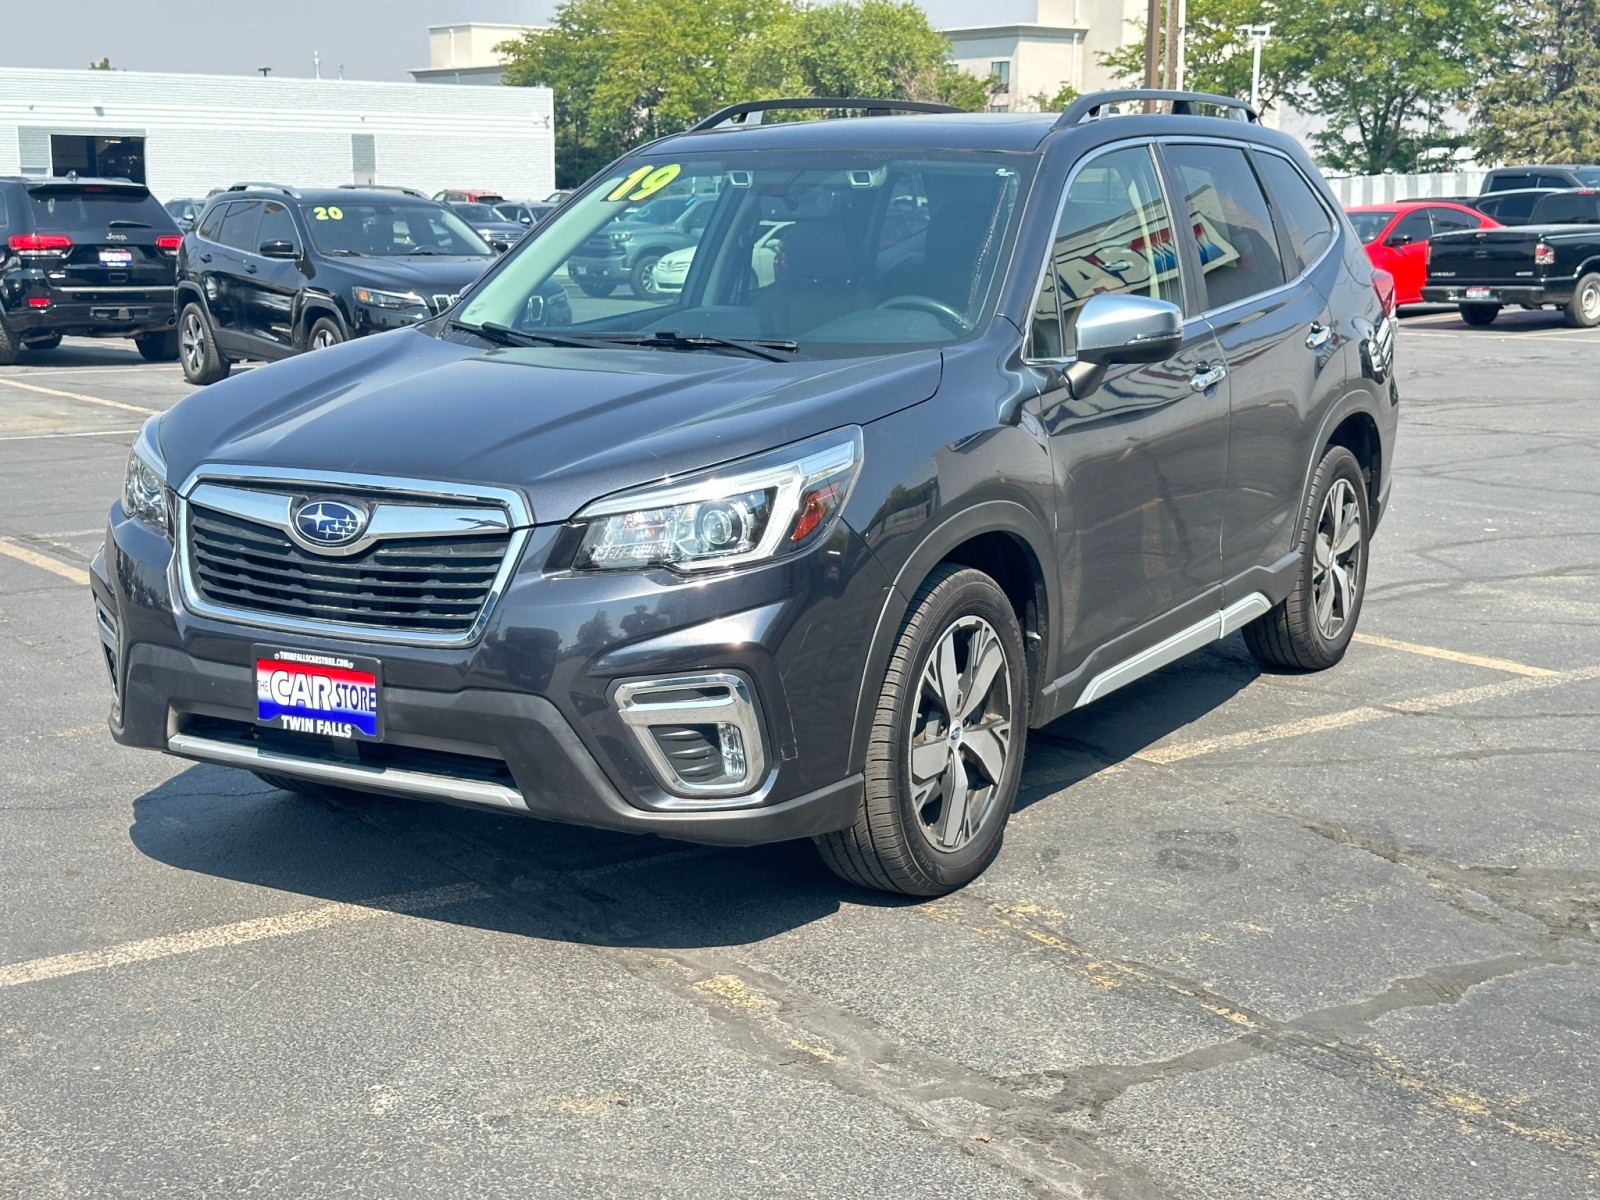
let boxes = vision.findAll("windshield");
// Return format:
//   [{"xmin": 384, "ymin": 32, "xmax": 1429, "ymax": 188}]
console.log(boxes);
[
  {"xmin": 1575, "ymin": 169, "xmax": 1600, "ymax": 186},
  {"xmin": 298, "ymin": 202, "xmax": 491, "ymax": 257},
  {"xmin": 1346, "ymin": 210, "xmax": 1396, "ymax": 244},
  {"xmin": 455, "ymin": 150, "xmax": 1033, "ymax": 358}
]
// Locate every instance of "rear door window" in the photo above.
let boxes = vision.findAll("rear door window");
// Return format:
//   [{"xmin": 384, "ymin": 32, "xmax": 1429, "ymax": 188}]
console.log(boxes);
[
  {"xmin": 1252, "ymin": 151, "xmax": 1335, "ymax": 275},
  {"xmin": 1429, "ymin": 207, "xmax": 1479, "ymax": 233},
  {"xmin": 1164, "ymin": 143, "xmax": 1286, "ymax": 310},
  {"xmin": 1028, "ymin": 145, "xmax": 1183, "ymax": 358},
  {"xmin": 1391, "ymin": 210, "xmax": 1433, "ymax": 243},
  {"xmin": 218, "ymin": 201, "xmax": 263, "ymax": 252}
]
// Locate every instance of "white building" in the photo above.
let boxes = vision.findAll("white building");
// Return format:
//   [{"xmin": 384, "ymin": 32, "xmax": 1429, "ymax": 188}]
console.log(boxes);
[
  {"xmin": 410, "ymin": 23, "xmax": 541, "ymax": 86},
  {"xmin": 944, "ymin": 0, "xmax": 1143, "ymax": 110},
  {"xmin": 0, "ymin": 67, "xmax": 555, "ymax": 202}
]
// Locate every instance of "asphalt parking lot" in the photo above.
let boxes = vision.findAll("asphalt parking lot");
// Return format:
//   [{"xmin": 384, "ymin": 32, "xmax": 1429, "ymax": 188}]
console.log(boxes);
[{"xmin": 1, "ymin": 308, "xmax": 1597, "ymax": 1199}]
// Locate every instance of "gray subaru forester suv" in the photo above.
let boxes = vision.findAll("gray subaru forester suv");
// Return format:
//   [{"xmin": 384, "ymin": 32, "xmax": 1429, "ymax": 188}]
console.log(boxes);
[{"xmin": 95, "ymin": 91, "xmax": 1399, "ymax": 896}]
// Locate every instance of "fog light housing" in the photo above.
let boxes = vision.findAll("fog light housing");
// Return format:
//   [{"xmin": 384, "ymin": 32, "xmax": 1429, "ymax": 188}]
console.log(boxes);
[{"xmin": 613, "ymin": 673, "xmax": 768, "ymax": 800}]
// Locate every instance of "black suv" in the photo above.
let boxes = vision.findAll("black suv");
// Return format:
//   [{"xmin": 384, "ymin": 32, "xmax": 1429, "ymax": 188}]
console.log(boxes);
[
  {"xmin": 0, "ymin": 176, "xmax": 181, "ymax": 364},
  {"xmin": 173, "ymin": 185, "xmax": 568, "ymax": 385},
  {"xmin": 96, "ymin": 92, "xmax": 1398, "ymax": 896}
]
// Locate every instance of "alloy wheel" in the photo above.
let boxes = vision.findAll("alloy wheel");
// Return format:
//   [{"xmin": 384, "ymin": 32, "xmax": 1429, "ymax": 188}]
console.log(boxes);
[
  {"xmin": 310, "ymin": 327, "xmax": 339, "ymax": 350},
  {"xmin": 180, "ymin": 312, "xmax": 204, "ymax": 374},
  {"xmin": 908, "ymin": 615, "xmax": 1013, "ymax": 854},
  {"xmin": 1583, "ymin": 281, "xmax": 1600, "ymax": 323},
  {"xmin": 1312, "ymin": 477, "xmax": 1362, "ymax": 640}
]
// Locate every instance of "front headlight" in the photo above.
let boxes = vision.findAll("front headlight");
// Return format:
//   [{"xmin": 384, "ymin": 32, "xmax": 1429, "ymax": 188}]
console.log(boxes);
[
  {"xmin": 352, "ymin": 286, "xmax": 425, "ymax": 309},
  {"xmin": 123, "ymin": 420, "xmax": 171, "ymax": 535},
  {"xmin": 572, "ymin": 429, "xmax": 863, "ymax": 573}
]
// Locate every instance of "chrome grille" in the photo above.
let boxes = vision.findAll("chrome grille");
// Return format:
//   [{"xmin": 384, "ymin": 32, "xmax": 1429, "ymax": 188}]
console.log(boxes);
[{"xmin": 186, "ymin": 503, "xmax": 510, "ymax": 636}]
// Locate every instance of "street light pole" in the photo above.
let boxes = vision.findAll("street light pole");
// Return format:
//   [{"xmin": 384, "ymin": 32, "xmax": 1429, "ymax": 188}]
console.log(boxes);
[{"xmin": 1238, "ymin": 23, "xmax": 1272, "ymax": 111}]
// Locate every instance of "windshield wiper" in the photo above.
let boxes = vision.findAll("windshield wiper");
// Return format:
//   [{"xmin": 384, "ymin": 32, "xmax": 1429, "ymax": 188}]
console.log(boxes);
[
  {"xmin": 450, "ymin": 320, "xmax": 617, "ymax": 350},
  {"xmin": 322, "ymin": 248, "xmax": 362, "ymax": 256},
  {"xmin": 601, "ymin": 329, "xmax": 800, "ymax": 361},
  {"xmin": 407, "ymin": 247, "xmax": 447, "ymax": 255},
  {"xmin": 107, "ymin": 219, "xmax": 152, "ymax": 229}
]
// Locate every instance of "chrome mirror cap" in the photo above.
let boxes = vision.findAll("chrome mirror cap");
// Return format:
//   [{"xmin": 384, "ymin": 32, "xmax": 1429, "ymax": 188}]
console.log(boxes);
[{"xmin": 1075, "ymin": 293, "xmax": 1184, "ymax": 366}]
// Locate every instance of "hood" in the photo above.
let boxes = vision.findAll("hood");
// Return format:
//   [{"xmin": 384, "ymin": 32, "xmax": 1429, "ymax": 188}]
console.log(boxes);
[
  {"xmin": 332, "ymin": 257, "xmax": 493, "ymax": 292},
  {"xmin": 155, "ymin": 329, "xmax": 942, "ymax": 523}
]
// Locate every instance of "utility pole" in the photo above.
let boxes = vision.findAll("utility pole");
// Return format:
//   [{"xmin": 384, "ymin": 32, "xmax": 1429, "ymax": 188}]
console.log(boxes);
[
  {"xmin": 313, "ymin": 51, "xmax": 321, "ymax": 80},
  {"xmin": 1144, "ymin": 0, "xmax": 1160, "ymax": 110},
  {"xmin": 1163, "ymin": 0, "xmax": 1178, "ymax": 90},
  {"xmin": 1238, "ymin": 24, "xmax": 1272, "ymax": 111},
  {"xmin": 1176, "ymin": 0, "xmax": 1187, "ymax": 90}
]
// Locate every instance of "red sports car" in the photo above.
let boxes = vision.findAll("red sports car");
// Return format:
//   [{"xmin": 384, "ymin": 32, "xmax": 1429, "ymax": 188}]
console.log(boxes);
[{"xmin": 1345, "ymin": 201, "xmax": 1500, "ymax": 306}]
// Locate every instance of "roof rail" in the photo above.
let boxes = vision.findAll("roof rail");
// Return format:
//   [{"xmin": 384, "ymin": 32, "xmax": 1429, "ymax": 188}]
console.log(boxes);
[
  {"xmin": 689, "ymin": 97, "xmax": 962, "ymax": 133},
  {"xmin": 225, "ymin": 181, "xmax": 301, "ymax": 198},
  {"xmin": 337, "ymin": 183, "xmax": 428, "ymax": 199},
  {"xmin": 1055, "ymin": 89, "xmax": 1258, "ymax": 128}
]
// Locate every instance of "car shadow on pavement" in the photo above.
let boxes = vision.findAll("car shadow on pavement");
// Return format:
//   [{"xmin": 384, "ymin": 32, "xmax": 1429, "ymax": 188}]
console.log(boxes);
[{"xmin": 126, "ymin": 639, "xmax": 1259, "ymax": 949}]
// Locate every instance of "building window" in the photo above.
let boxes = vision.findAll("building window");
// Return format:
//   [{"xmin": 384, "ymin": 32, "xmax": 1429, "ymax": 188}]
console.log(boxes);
[
  {"xmin": 990, "ymin": 61, "xmax": 1011, "ymax": 93},
  {"xmin": 988, "ymin": 105, "xmax": 1011, "ymax": 113}
]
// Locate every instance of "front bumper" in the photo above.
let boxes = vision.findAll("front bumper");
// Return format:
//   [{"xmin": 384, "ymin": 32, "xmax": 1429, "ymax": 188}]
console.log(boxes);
[{"xmin": 92, "ymin": 504, "xmax": 884, "ymax": 846}]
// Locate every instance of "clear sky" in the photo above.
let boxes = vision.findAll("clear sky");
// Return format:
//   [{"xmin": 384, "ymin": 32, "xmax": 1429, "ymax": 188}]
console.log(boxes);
[{"xmin": 0, "ymin": 1, "xmax": 1037, "ymax": 82}]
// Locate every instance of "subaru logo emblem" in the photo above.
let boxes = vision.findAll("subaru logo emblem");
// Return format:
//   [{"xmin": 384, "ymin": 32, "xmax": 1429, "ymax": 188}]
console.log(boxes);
[{"xmin": 292, "ymin": 499, "xmax": 368, "ymax": 548}]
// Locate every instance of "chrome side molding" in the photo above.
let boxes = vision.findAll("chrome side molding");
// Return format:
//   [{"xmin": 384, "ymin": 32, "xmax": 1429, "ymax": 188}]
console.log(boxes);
[{"xmin": 1074, "ymin": 593, "xmax": 1272, "ymax": 708}]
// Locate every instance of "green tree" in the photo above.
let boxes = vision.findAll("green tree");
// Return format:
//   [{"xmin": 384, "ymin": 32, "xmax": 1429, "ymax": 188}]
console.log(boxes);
[
  {"xmin": 737, "ymin": 0, "xmax": 987, "ymax": 109},
  {"xmin": 1474, "ymin": 0, "xmax": 1600, "ymax": 163},
  {"xmin": 499, "ymin": 0, "xmax": 792, "ymax": 187},
  {"xmin": 1019, "ymin": 82, "xmax": 1080, "ymax": 112},
  {"xmin": 89, "ymin": 57, "xmax": 113, "ymax": 70},
  {"xmin": 1283, "ymin": 0, "xmax": 1497, "ymax": 174}
]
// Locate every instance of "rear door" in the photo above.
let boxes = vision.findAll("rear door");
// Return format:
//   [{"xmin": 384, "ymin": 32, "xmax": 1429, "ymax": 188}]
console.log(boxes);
[
  {"xmin": 1026, "ymin": 143, "xmax": 1229, "ymax": 663},
  {"xmin": 1380, "ymin": 207, "xmax": 1434, "ymax": 302},
  {"xmin": 233, "ymin": 200, "xmax": 303, "ymax": 351},
  {"xmin": 209, "ymin": 200, "xmax": 262, "ymax": 348},
  {"xmin": 1162, "ymin": 142, "xmax": 1344, "ymax": 585}
]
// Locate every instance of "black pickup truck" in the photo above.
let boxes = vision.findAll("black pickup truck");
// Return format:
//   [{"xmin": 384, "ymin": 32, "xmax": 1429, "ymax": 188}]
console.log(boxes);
[{"xmin": 1422, "ymin": 188, "xmax": 1600, "ymax": 327}]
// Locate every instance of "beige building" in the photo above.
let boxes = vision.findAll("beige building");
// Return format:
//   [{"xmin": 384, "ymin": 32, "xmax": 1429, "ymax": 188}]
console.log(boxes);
[
  {"xmin": 943, "ymin": 0, "xmax": 1143, "ymax": 111},
  {"xmin": 410, "ymin": 23, "xmax": 543, "ymax": 86}
]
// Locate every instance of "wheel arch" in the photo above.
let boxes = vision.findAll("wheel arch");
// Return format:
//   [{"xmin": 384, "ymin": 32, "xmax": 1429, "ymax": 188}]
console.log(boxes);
[
  {"xmin": 1324, "ymin": 408, "xmax": 1382, "ymax": 514},
  {"xmin": 293, "ymin": 293, "xmax": 350, "ymax": 348},
  {"xmin": 849, "ymin": 500, "xmax": 1057, "ymax": 771}
]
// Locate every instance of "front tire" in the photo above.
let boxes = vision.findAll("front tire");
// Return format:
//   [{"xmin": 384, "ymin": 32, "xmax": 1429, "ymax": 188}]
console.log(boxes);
[
  {"xmin": 135, "ymin": 330, "xmax": 179, "ymax": 362},
  {"xmin": 1564, "ymin": 272, "xmax": 1600, "ymax": 328},
  {"xmin": 178, "ymin": 303, "xmax": 230, "ymax": 384},
  {"xmin": 815, "ymin": 565, "xmax": 1027, "ymax": 896},
  {"xmin": 629, "ymin": 252, "xmax": 665, "ymax": 300},
  {"xmin": 1243, "ymin": 445, "xmax": 1370, "ymax": 671},
  {"xmin": 307, "ymin": 316, "xmax": 345, "ymax": 351},
  {"xmin": 576, "ymin": 276, "xmax": 615, "ymax": 298},
  {"xmin": 1459, "ymin": 303, "xmax": 1500, "ymax": 327}
]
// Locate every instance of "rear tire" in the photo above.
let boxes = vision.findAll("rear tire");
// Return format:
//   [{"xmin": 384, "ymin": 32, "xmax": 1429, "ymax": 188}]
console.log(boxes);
[
  {"xmin": 135, "ymin": 330, "xmax": 179, "ymax": 362},
  {"xmin": 1563, "ymin": 272, "xmax": 1600, "ymax": 328},
  {"xmin": 576, "ymin": 276, "xmax": 615, "ymax": 298},
  {"xmin": 1243, "ymin": 445, "xmax": 1369, "ymax": 672},
  {"xmin": 0, "ymin": 319, "xmax": 18, "ymax": 366},
  {"xmin": 1459, "ymin": 303, "xmax": 1500, "ymax": 327},
  {"xmin": 178, "ymin": 303, "xmax": 230, "ymax": 385},
  {"xmin": 22, "ymin": 332, "xmax": 62, "ymax": 351},
  {"xmin": 815, "ymin": 565, "xmax": 1028, "ymax": 896}
]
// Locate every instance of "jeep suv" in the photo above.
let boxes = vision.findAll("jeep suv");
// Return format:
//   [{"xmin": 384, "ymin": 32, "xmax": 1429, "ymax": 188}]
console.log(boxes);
[
  {"xmin": 96, "ymin": 92, "xmax": 1399, "ymax": 896},
  {"xmin": 0, "ymin": 176, "xmax": 182, "ymax": 364},
  {"xmin": 174, "ymin": 185, "xmax": 568, "ymax": 385}
]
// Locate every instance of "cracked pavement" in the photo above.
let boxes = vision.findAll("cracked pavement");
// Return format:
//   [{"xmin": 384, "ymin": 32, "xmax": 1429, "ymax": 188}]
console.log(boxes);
[{"xmin": 1, "ymin": 311, "xmax": 1598, "ymax": 1198}]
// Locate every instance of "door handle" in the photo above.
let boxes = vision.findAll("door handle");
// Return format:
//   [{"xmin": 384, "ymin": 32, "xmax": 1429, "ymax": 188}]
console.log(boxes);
[
  {"xmin": 1306, "ymin": 323, "xmax": 1332, "ymax": 350},
  {"xmin": 199, "ymin": 253, "xmax": 212, "ymax": 263},
  {"xmin": 244, "ymin": 263, "xmax": 258, "ymax": 275},
  {"xmin": 1189, "ymin": 364, "xmax": 1227, "ymax": 392}
]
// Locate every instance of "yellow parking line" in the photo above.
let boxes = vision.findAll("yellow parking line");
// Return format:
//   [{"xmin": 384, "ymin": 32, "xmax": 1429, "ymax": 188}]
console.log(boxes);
[
  {"xmin": 0, "ymin": 883, "xmax": 488, "ymax": 990},
  {"xmin": 1352, "ymin": 632, "xmax": 1557, "ymax": 677},
  {"xmin": 0, "ymin": 536, "xmax": 90, "ymax": 586},
  {"xmin": 1139, "ymin": 663, "xmax": 1600, "ymax": 764},
  {"xmin": 0, "ymin": 375, "xmax": 158, "ymax": 416}
]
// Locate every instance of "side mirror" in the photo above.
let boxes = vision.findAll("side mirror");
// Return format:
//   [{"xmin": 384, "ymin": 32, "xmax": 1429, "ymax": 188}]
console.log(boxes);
[
  {"xmin": 519, "ymin": 215, "xmax": 533, "ymax": 225},
  {"xmin": 259, "ymin": 239, "xmax": 298, "ymax": 258},
  {"xmin": 1385, "ymin": 233, "xmax": 1414, "ymax": 248},
  {"xmin": 1074, "ymin": 293, "xmax": 1183, "ymax": 366}
]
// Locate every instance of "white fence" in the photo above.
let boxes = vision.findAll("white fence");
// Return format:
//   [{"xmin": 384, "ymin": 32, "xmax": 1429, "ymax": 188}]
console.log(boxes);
[{"xmin": 1326, "ymin": 171, "xmax": 1488, "ymax": 206}]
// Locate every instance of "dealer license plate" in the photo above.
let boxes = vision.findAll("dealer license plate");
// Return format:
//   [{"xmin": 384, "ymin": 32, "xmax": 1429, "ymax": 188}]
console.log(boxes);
[
  {"xmin": 98, "ymin": 248, "xmax": 133, "ymax": 267},
  {"xmin": 254, "ymin": 646, "xmax": 381, "ymax": 741},
  {"xmin": 1464, "ymin": 287, "xmax": 1492, "ymax": 300}
]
